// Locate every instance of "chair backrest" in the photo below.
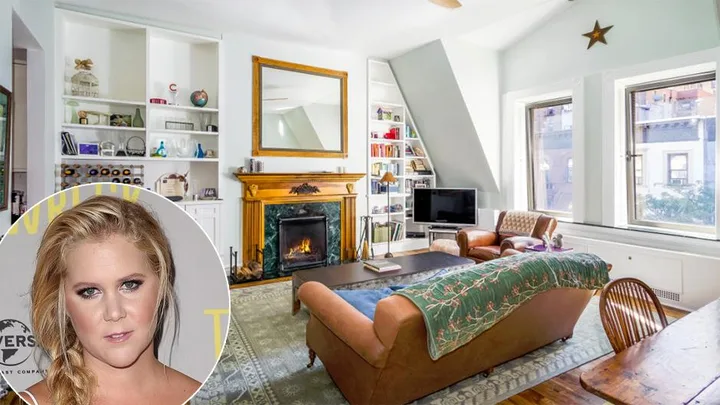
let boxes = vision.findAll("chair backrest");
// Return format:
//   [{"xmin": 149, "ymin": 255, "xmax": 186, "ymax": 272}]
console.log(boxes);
[
  {"xmin": 494, "ymin": 210, "xmax": 558, "ymax": 240},
  {"xmin": 599, "ymin": 277, "xmax": 669, "ymax": 354}
]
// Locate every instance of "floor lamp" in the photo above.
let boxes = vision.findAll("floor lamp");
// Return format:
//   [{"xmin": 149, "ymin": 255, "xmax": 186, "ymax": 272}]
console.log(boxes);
[{"xmin": 380, "ymin": 171, "xmax": 397, "ymax": 258}]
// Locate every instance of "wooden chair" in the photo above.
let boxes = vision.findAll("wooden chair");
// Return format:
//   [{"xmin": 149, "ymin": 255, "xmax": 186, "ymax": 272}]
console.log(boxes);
[{"xmin": 599, "ymin": 277, "xmax": 669, "ymax": 354}]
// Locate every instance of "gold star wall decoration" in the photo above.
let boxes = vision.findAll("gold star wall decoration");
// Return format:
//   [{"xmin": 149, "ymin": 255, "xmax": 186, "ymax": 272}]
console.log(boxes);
[{"xmin": 582, "ymin": 20, "xmax": 613, "ymax": 49}]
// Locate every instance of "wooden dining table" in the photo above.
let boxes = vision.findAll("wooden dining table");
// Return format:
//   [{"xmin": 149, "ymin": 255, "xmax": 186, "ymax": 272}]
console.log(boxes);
[{"xmin": 580, "ymin": 297, "xmax": 720, "ymax": 404}]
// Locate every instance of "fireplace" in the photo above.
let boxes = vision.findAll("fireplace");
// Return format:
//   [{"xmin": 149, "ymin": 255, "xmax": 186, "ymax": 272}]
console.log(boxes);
[{"xmin": 278, "ymin": 214, "xmax": 328, "ymax": 272}]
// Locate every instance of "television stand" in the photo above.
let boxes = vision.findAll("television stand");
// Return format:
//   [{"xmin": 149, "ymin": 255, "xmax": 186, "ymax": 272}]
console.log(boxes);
[{"xmin": 428, "ymin": 225, "xmax": 461, "ymax": 245}]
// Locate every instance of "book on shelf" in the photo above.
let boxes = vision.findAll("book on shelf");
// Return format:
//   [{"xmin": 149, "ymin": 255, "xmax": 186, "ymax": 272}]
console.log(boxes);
[
  {"xmin": 370, "ymin": 143, "xmax": 401, "ymax": 158},
  {"xmin": 371, "ymin": 162, "xmax": 400, "ymax": 177},
  {"xmin": 363, "ymin": 259, "xmax": 401, "ymax": 273},
  {"xmin": 372, "ymin": 221, "xmax": 404, "ymax": 243},
  {"xmin": 370, "ymin": 179, "xmax": 400, "ymax": 194}
]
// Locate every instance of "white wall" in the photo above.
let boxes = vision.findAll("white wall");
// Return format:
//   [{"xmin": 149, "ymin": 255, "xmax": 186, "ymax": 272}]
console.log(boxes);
[
  {"xmin": 500, "ymin": 0, "xmax": 720, "ymax": 309},
  {"xmin": 221, "ymin": 32, "xmax": 367, "ymax": 266}
]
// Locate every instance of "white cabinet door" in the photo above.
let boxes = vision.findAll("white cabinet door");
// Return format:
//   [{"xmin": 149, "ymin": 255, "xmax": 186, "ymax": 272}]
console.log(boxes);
[{"xmin": 184, "ymin": 204, "xmax": 221, "ymax": 255}]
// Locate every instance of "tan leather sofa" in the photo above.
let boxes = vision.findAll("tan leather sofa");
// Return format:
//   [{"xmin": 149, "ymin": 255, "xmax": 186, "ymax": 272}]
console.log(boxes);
[
  {"xmin": 297, "ymin": 266, "xmax": 605, "ymax": 405},
  {"xmin": 458, "ymin": 210, "xmax": 557, "ymax": 263}
]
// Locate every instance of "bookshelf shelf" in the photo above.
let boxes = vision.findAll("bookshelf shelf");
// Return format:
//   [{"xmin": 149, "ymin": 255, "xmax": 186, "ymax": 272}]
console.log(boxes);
[{"xmin": 366, "ymin": 59, "xmax": 437, "ymax": 256}]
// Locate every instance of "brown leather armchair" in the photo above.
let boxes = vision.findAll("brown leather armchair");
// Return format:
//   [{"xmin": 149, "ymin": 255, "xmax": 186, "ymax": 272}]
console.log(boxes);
[{"xmin": 457, "ymin": 210, "xmax": 557, "ymax": 263}]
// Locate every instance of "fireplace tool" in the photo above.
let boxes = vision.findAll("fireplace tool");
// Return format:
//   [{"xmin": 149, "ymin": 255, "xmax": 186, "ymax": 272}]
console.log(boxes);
[{"xmin": 356, "ymin": 215, "xmax": 375, "ymax": 260}]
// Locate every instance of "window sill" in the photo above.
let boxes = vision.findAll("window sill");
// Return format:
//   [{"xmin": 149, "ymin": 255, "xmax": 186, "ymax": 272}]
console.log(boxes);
[
  {"xmin": 557, "ymin": 221, "xmax": 720, "ymax": 259},
  {"xmin": 623, "ymin": 224, "xmax": 716, "ymax": 241}
]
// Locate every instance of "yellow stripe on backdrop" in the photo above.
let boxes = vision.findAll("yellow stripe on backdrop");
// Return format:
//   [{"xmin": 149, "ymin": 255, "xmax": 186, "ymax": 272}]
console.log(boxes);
[
  {"xmin": 204, "ymin": 309, "xmax": 231, "ymax": 359},
  {"xmin": 6, "ymin": 184, "xmax": 141, "ymax": 236}
]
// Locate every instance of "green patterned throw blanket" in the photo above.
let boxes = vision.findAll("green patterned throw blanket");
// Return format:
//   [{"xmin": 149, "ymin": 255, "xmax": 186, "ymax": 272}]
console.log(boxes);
[{"xmin": 392, "ymin": 252, "xmax": 610, "ymax": 360}]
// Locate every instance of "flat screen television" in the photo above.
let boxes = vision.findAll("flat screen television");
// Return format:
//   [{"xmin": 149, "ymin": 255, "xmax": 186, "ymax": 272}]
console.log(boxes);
[{"xmin": 413, "ymin": 188, "xmax": 477, "ymax": 227}]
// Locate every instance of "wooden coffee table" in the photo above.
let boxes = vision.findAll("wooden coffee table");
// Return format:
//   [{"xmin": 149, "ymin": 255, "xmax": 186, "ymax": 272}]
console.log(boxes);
[{"xmin": 291, "ymin": 251, "xmax": 474, "ymax": 314}]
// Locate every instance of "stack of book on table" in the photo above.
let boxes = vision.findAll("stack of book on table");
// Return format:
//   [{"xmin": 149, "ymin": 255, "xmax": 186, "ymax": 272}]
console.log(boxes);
[{"xmin": 363, "ymin": 259, "xmax": 401, "ymax": 273}]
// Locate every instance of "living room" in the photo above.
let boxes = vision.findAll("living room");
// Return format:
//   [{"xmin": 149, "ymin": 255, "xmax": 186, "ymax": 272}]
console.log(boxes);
[{"xmin": 1, "ymin": 0, "xmax": 719, "ymax": 404}]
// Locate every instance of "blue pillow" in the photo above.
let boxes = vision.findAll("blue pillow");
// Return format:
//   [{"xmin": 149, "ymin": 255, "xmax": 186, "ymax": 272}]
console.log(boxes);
[
  {"xmin": 334, "ymin": 285, "xmax": 405, "ymax": 320},
  {"xmin": 333, "ymin": 267, "xmax": 454, "ymax": 320}
]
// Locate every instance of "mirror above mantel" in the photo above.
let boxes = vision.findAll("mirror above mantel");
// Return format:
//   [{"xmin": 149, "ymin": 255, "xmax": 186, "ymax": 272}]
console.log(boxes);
[{"xmin": 252, "ymin": 56, "xmax": 348, "ymax": 158}]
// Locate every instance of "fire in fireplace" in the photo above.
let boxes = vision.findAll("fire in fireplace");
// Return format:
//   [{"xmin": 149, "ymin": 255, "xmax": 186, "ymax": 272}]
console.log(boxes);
[{"xmin": 278, "ymin": 214, "xmax": 328, "ymax": 272}]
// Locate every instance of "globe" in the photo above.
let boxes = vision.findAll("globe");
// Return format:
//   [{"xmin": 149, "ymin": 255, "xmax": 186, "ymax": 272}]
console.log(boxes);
[
  {"xmin": 190, "ymin": 89, "xmax": 209, "ymax": 108},
  {"xmin": 0, "ymin": 319, "xmax": 35, "ymax": 366}
]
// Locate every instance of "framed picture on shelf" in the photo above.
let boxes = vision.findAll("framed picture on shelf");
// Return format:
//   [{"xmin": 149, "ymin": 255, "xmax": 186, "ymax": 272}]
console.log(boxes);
[{"xmin": 78, "ymin": 142, "xmax": 100, "ymax": 155}]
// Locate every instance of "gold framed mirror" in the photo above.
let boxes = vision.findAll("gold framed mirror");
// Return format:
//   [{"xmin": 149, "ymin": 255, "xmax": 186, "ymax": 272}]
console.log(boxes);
[
  {"xmin": 0, "ymin": 85, "xmax": 11, "ymax": 211},
  {"xmin": 252, "ymin": 56, "xmax": 348, "ymax": 158}
]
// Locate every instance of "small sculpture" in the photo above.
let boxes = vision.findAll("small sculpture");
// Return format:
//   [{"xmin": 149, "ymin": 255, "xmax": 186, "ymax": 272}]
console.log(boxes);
[
  {"xmin": 542, "ymin": 233, "xmax": 552, "ymax": 252},
  {"xmin": 552, "ymin": 234, "xmax": 564, "ymax": 249},
  {"xmin": 71, "ymin": 58, "xmax": 99, "ymax": 98},
  {"xmin": 168, "ymin": 83, "xmax": 178, "ymax": 105}
]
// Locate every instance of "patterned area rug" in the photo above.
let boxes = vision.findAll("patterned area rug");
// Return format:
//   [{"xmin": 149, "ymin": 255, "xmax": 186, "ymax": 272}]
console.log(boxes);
[{"xmin": 192, "ymin": 281, "xmax": 613, "ymax": 405}]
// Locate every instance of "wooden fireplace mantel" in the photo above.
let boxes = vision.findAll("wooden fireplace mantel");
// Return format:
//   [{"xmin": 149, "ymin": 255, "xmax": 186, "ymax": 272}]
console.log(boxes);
[{"xmin": 234, "ymin": 172, "xmax": 366, "ymax": 268}]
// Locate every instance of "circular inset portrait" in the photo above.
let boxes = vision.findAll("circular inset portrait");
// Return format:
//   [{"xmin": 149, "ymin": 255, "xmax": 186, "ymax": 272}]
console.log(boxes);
[{"xmin": 0, "ymin": 184, "xmax": 231, "ymax": 405}]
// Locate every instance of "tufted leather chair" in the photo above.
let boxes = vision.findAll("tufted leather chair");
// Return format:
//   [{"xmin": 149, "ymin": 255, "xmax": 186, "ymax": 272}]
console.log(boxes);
[{"xmin": 457, "ymin": 211, "xmax": 557, "ymax": 263}]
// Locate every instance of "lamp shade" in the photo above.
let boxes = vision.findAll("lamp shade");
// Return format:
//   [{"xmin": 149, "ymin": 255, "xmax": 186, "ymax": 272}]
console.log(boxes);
[{"xmin": 380, "ymin": 172, "xmax": 397, "ymax": 184}]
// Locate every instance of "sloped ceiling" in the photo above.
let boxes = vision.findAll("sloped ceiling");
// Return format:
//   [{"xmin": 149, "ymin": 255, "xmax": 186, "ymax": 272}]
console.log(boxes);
[{"xmin": 390, "ymin": 40, "xmax": 500, "ymax": 207}]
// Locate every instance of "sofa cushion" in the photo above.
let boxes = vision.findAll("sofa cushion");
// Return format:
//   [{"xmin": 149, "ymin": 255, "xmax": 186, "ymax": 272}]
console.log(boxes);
[{"xmin": 468, "ymin": 245, "xmax": 501, "ymax": 261}]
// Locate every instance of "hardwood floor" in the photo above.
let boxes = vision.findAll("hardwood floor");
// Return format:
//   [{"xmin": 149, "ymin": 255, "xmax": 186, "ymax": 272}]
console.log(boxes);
[{"xmin": 229, "ymin": 248, "xmax": 691, "ymax": 404}]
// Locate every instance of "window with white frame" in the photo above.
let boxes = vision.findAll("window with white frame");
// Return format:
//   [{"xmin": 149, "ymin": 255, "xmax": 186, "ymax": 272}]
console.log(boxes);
[
  {"xmin": 634, "ymin": 154, "xmax": 644, "ymax": 185},
  {"xmin": 667, "ymin": 152, "xmax": 689, "ymax": 185},
  {"xmin": 626, "ymin": 72, "xmax": 716, "ymax": 233},
  {"xmin": 526, "ymin": 98, "xmax": 573, "ymax": 215}
]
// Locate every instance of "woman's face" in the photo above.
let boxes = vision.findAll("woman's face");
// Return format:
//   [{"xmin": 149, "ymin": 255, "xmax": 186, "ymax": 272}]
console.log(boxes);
[{"xmin": 63, "ymin": 233, "xmax": 160, "ymax": 369}]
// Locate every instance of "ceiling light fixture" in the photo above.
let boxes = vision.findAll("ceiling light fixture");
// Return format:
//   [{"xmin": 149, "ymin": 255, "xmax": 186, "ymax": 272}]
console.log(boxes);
[{"xmin": 429, "ymin": 0, "xmax": 462, "ymax": 9}]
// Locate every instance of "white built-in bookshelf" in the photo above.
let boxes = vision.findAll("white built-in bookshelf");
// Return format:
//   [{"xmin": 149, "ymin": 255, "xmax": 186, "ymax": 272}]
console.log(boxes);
[
  {"xmin": 366, "ymin": 59, "xmax": 437, "ymax": 254},
  {"xmin": 56, "ymin": 9, "xmax": 221, "ymax": 195},
  {"xmin": 55, "ymin": 9, "xmax": 223, "ymax": 256}
]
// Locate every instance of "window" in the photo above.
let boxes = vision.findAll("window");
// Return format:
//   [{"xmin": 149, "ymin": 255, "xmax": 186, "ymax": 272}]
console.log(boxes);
[
  {"xmin": 634, "ymin": 154, "xmax": 644, "ymax": 185},
  {"xmin": 667, "ymin": 153, "xmax": 688, "ymax": 185},
  {"xmin": 626, "ymin": 72, "xmax": 716, "ymax": 233},
  {"xmin": 526, "ymin": 97, "xmax": 573, "ymax": 215}
]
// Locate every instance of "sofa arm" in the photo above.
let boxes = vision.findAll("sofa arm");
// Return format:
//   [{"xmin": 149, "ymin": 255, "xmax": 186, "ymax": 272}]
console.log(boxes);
[
  {"xmin": 500, "ymin": 236, "xmax": 542, "ymax": 252},
  {"xmin": 500, "ymin": 248, "xmax": 523, "ymax": 257},
  {"xmin": 457, "ymin": 228, "xmax": 498, "ymax": 256},
  {"xmin": 297, "ymin": 281, "xmax": 388, "ymax": 368}
]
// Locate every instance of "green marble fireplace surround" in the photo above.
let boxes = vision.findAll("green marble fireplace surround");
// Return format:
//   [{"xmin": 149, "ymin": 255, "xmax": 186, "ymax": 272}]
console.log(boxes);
[{"xmin": 263, "ymin": 202, "xmax": 341, "ymax": 279}]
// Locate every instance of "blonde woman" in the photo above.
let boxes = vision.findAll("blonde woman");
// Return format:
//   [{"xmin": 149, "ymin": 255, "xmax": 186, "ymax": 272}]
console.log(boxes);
[{"xmin": 17, "ymin": 195, "xmax": 200, "ymax": 405}]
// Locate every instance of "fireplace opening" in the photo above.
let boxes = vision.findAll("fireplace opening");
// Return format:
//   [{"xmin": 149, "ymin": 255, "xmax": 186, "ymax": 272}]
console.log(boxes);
[{"xmin": 279, "ymin": 214, "xmax": 328, "ymax": 272}]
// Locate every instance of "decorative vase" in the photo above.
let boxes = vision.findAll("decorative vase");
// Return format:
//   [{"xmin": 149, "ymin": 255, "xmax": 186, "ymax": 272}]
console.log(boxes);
[
  {"xmin": 132, "ymin": 108, "xmax": 144, "ymax": 128},
  {"xmin": 195, "ymin": 142, "xmax": 204, "ymax": 158},
  {"xmin": 156, "ymin": 141, "xmax": 167, "ymax": 158}
]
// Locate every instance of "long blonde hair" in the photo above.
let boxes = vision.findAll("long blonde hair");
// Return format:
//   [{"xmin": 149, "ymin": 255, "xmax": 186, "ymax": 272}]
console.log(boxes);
[{"xmin": 31, "ymin": 194, "xmax": 178, "ymax": 405}]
